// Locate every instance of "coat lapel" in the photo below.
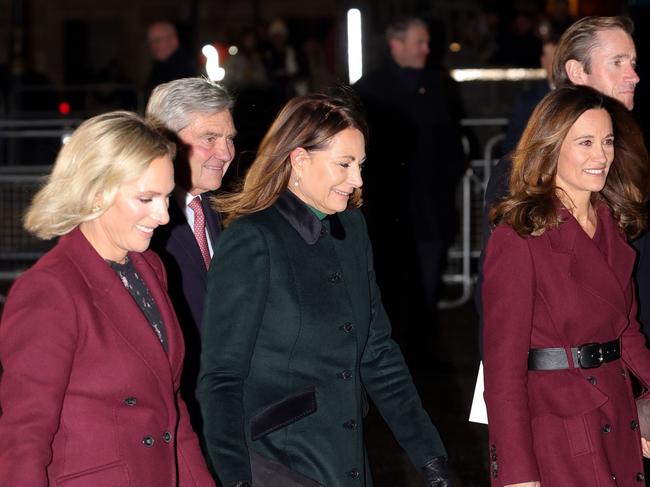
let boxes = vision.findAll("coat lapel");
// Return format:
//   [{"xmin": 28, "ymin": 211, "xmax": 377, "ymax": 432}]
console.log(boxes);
[
  {"xmin": 64, "ymin": 229, "xmax": 175, "ymax": 394},
  {"xmin": 130, "ymin": 252, "xmax": 185, "ymax": 385},
  {"xmin": 547, "ymin": 207, "xmax": 630, "ymax": 315},
  {"xmin": 168, "ymin": 198, "xmax": 209, "ymax": 279}
]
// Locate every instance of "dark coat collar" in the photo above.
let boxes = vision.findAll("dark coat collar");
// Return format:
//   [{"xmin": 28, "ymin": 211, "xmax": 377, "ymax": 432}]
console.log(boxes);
[{"xmin": 273, "ymin": 190, "xmax": 326, "ymax": 245}]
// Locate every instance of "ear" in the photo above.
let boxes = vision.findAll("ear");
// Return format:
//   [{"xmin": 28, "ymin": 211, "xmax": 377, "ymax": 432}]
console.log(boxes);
[
  {"xmin": 289, "ymin": 147, "xmax": 309, "ymax": 172},
  {"xmin": 565, "ymin": 59, "xmax": 587, "ymax": 85}
]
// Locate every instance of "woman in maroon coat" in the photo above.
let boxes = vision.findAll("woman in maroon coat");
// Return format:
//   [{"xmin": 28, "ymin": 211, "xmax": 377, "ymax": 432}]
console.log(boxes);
[
  {"xmin": 483, "ymin": 86, "xmax": 650, "ymax": 486},
  {"xmin": 0, "ymin": 112, "xmax": 215, "ymax": 487}
]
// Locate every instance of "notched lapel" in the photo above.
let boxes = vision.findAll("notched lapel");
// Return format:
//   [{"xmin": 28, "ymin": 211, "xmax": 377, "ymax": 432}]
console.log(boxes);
[
  {"xmin": 548, "ymin": 210, "xmax": 628, "ymax": 315},
  {"xmin": 168, "ymin": 198, "xmax": 210, "ymax": 279}
]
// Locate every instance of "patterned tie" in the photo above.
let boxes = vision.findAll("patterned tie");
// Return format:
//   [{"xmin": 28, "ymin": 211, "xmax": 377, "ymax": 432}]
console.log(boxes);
[{"xmin": 188, "ymin": 197, "xmax": 211, "ymax": 269}]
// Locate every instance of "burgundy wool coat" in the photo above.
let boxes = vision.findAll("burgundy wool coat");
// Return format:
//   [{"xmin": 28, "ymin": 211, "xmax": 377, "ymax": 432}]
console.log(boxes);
[
  {"xmin": 0, "ymin": 228, "xmax": 215, "ymax": 487},
  {"xmin": 482, "ymin": 206, "xmax": 650, "ymax": 486}
]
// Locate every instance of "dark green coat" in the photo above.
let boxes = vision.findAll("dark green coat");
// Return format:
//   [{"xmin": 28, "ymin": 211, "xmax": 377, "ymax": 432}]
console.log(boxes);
[{"xmin": 198, "ymin": 191, "xmax": 446, "ymax": 486}]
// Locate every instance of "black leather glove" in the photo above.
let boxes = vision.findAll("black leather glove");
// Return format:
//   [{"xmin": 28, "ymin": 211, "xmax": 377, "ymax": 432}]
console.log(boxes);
[
  {"xmin": 421, "ymin": 456, "xmax": 453, "ymax": 487},
  {"xmin": 227, "ymin": 482, "xmax": 251, "ymax": 487}
]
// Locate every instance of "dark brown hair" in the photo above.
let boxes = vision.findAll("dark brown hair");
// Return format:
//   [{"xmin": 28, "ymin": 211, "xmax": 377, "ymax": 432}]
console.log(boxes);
[
  {"xmin": 213, "ymin": 89, "xmax": 368, "ymax": 226},
  {"xmin": 490, "ymin": 85, "xmax": 649, "ymax": 238}
]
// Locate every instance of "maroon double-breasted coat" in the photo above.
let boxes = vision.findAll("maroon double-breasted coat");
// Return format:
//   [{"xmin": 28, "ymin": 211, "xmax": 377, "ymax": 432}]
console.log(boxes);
[
  {"xmin": 0, "ymin": 228, "xmax": 215, "ymax": 487},
  {"xmin": 483, "ymin": 206, "xmax": 650, "ymax": 486}
]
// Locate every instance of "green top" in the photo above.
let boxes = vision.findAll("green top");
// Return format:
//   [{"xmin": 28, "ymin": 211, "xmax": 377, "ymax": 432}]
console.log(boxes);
[{"xmin": 306, "ymin": 204, "xmax": 327, "ymax": 220}]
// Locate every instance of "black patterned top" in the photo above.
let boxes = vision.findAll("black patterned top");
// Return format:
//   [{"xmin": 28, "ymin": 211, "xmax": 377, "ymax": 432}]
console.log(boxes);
[{"xmin": 107, "ymin": 257, "xmax": 168, "ymax": 352}]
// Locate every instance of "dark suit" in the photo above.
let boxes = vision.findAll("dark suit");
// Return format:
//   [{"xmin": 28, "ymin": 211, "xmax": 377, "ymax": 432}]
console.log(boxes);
[
  {"xmin": 150, "ymin": 192, "xmax": 222, "ymax": 428},
  {"xmin": 199, "ymin": 191, "xmax": 446, "ymax": 486},
  {"xmin": 0, "ymin": 228, "xmax": 214, "ymax": 486},
  {"xmin": 482, "ymin": 207, "xmax": 650, "ymax": 485}
]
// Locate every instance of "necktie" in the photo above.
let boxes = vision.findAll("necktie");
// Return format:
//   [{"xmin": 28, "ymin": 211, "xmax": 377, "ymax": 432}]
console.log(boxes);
[{"xmin": 188, "ymin": 197, "xmax": 211, "ymax": 269}]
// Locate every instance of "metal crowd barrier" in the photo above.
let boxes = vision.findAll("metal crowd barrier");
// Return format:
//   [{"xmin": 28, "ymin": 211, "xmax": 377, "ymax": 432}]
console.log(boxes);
[
  {"xmin": 0, "ymin": 118, "xmax": 510, "ymax": 308},
  {"xmin": 438, "ymin": 118, "xmax": 507, "ymax": 309}
]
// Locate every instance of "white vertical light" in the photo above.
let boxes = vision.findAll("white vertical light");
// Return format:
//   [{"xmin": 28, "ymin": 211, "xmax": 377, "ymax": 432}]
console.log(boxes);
[
  {"xmin": 202, "ymin": 44, "xmax": 225, "ymax": 82},
  {"xmin": 347, "ymin": 8, "xmax": 362, "ymax": 84}
]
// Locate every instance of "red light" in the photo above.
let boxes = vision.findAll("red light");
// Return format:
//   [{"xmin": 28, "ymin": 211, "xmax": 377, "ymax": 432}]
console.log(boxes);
[{"xmin": 58, "ymin": 101, "xmax": 71, "ymax": 116}]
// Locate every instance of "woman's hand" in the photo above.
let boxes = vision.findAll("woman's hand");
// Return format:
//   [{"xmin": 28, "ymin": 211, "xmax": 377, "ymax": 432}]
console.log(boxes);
[
  {"xmin": 505, "ymin": 483, "xmax": 540, "ymax": 487},
  {"xmin": 642, "ymin": 437, "xmax": 650, "ymax": 458}
]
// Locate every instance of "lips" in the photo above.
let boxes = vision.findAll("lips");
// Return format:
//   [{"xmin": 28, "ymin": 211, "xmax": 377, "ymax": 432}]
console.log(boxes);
[{"xmin": 135, "ymin": 224, "xmax": 155, "ymax": 235}]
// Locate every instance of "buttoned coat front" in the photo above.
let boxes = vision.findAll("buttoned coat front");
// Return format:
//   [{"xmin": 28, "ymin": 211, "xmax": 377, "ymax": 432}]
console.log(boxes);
[
  {"xmin": 198, "ymin": 191, "xmax": 445, "ymax": 487},
  {"xmin": 482, "ymin": 207, "xmax": 650, "ymax": 486},
  {"xmin": 0, "ymin": 228, "xmax": 215, "ymax": 487}
]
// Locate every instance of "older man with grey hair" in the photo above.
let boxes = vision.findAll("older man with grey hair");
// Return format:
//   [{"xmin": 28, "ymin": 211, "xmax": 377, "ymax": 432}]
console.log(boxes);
[{"xmin": 147, "ymin": 77, "xmax": 236, "ymax": 432}]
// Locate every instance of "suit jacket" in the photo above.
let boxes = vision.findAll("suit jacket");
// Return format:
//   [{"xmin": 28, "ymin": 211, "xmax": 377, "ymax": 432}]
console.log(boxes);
[
  {"xmin": 150, "ymin": 192, "xmax": 222, "ymax": 426},
  {"xmin": 0, "ymin": 228, "xmax": 214, "ymax": 487},
  {"xmin": 198, "ymin": 191, "xmax": 446, "ymax": 487},
  {"xmin": 482, "ymin": 206, "xmax": 650, "ymax": 486}
]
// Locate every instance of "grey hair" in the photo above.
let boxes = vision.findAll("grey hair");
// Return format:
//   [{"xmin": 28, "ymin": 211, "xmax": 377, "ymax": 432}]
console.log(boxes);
[
  {"xmin": 146, "ymin": 77, "xmax": 234, "ymax": 133},
  {"xmin": 385, "ymin": 16, "xmax": 428, "ymax": 42}
]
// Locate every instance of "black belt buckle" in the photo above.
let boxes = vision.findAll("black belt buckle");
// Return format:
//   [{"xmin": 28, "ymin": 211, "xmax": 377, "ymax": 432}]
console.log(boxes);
[{"xmin": 577, "ymin": 342, "xmax": 604, "ymax": 368}]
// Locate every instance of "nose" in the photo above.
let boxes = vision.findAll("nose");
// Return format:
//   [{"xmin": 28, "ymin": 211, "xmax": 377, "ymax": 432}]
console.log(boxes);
[
  {"xmin": 215, "ymin": 138, "xmax": 235, "ymax": 162},
  {"xmin": 349, "ymin": 165, "xmax": 363, "ymax": 188},
  {"xmin": 626, "ymin": 64, "xmax": 640, "ymax": 84},
  {"xmin": 155, "ymin": 199, "xmax": 170, "ymax": 225}
]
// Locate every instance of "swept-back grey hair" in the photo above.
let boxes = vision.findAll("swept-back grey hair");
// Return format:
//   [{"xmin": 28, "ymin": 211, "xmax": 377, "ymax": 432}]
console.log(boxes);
[{"xmin": 146, "ymin": 77, "xmax": 234, "ymax": 133}]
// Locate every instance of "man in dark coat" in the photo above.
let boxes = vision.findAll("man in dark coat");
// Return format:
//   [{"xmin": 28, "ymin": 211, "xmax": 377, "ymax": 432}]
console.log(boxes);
[
  {"xmin": 146, "ymin": 21, "xmax": 197, "ymax": 95},
  {"xmin": 147, "ymin": 77, "xmax": 236, "ymax": 431},
  {"xmin": 354, "ymin": 17, "xmax": 465, "ymax": 364}
]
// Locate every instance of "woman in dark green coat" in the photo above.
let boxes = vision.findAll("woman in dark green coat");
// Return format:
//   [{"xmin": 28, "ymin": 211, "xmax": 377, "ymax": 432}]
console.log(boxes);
[{"xmin": 198, "ymin": 91, "xmax": 451, "ymax": 487}]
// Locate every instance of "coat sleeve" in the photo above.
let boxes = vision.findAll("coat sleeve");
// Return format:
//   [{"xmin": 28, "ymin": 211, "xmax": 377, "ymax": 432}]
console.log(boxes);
[
  {"xmin": 482, "ymin": 226, "xmax": 540, "ymax": 485},
  {"xmin": 176, "ymin": 389, "xmax": 217, "ymax": 487},
  {"xmin": 198, "ymin": 220, "xmax": 270, "ymax": 485},
  {"xmin": 621, "ymin": 282, "xmax": 650, "ymax": 391},
  {"xmin": 0, "ymin": 269, "xmax": 79, "ymax": 487},
  {"xmin": 357, "ymin": 212, "xmax": 447, "ymax": 468}
]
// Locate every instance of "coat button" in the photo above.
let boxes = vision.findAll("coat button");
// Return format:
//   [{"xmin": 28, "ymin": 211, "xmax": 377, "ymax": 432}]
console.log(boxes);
[
  {"xmin": 320, "ymin": 226, "xmax": 328, "ymax": 237},
  {"xmin": 631, "ymin": 419, "xmax": 639, "ymax": 430},
  {"xmin": 338, "ymin": 369, "xmax": 352, "ymax": 380},
  {"xmin": 611, "ymin": 473, "xmax": 616, "ymax": 480},
  {"xmin": 162, "ymin": 431, "xmax": 172, "ymax": 443},
  {"xmin": 347, "ymin": 468, "xmax": 360, "ymax": 479},
  {"xmin": 587, "ymin": 376, "xmax": 597, "ymax": 385},
  {"xmin": 143, "ymin": 435, "xmax": 154, "ymax": 447},
  {"xmin": 341, "ymin": 322, "xmax": 354, "ymax": 333},
  {"xmin": 123, "ymin": 396, "xmax": 137, "ymax": 406},
  {"xmin": 602, "ymin": 424, "xmax": 612, "ymax": 434},
  {"xmin": 328, "ymin": 272, "xmax": 342, "ymax": 283},
  {"xmin": 344, "ymin": 419, "xmax": 358, "ymax": 429},
  {"xmin": 637, "ymin": 472, "xmax": 645, "ymax": 482}
]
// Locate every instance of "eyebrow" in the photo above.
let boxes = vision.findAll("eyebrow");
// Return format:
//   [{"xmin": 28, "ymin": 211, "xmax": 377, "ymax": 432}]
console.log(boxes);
[
  {"xmin": 572, "ymin": 133, "xmax": 614, "ymax": 140},
  {"xmin": 203, "ymin": 130, "xmax": 238, "ymax": 138},
  {"xmin": 337, "ymin": 154, "xmax": 367, "ymax": 162}
]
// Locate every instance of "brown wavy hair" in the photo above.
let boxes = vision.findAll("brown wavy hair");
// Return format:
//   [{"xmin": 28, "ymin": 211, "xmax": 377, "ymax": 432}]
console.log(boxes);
[
  {"xmin": 490, "ymin": 85, "xmax": 649, "ymax": 238},
  {"xmin": 213, "ymin": 89, "xmax": 368, "ymax": 226}
]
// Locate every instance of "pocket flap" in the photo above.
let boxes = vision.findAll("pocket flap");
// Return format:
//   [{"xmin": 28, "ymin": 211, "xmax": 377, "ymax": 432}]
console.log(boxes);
[{"xmin": 250, "ymin": 387, "xmax": 317, "ymax": 440}]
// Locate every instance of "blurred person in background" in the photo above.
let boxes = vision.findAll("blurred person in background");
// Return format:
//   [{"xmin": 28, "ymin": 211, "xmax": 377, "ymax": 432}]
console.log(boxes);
[
  {"xmin": 146, "ymin": 21, "xmax": 197, "ymax": 96},
  {"xmin": 354, "ymin": 16, "xmax": 466, "ymax": 367},
  {"xmin": 0, "ymin": 111, "xmax": 215, "ymax": 486},
  {"xmin": 147, "ymin": 77, "xmax": 236, "ymax": 433},
  {"xmin": 198, "ymin": 91, "xmax": 452, "ymax": 487}
]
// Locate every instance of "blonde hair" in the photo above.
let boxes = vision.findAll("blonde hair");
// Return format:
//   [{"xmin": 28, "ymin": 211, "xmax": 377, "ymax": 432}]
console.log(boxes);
[
  {"xmin": 214, "ymin": 90, "xmax": 367, "ymax": 225},
  {"xmin": 25, "ymin": 111, "xmax": 175, "ymax": 239}
]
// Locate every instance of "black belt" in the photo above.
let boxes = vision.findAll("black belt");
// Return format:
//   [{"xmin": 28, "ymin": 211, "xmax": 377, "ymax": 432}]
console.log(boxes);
[{"xmin": 528, "ymin": 339, "xmax": 620, "ymax": 370}]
